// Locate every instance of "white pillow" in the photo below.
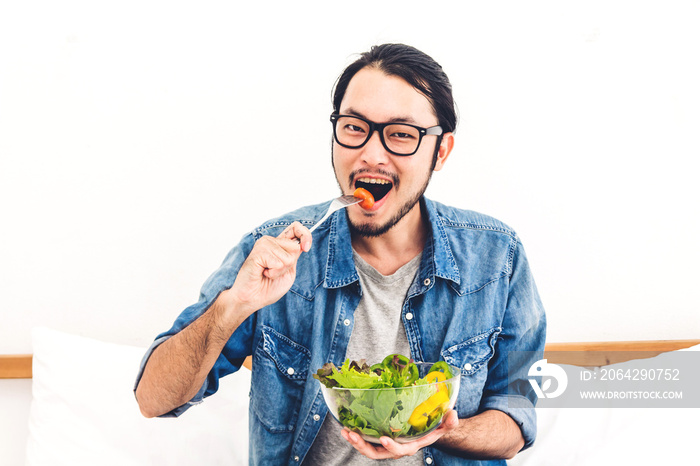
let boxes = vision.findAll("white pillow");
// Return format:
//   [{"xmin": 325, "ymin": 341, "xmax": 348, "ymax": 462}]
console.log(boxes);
[
  {"xmin": 508, "ymin": 348, "xmax": 698, "ymax": 465},
  {"xmin": 27, "ymin": 327, "xmax": 250, "ymax": 466}
]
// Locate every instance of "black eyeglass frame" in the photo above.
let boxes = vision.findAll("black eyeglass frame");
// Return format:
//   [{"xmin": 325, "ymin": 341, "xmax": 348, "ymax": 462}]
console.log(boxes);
[{"xmin": 330, "ymin": 113, "xmax": 443, "ymax": 156}]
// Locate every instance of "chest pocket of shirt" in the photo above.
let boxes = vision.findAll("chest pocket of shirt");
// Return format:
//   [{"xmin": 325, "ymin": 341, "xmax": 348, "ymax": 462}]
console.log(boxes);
[
  {"xmin": 250, "ymin": 326, "xmax": 311, "ymax": 433},
  {"xmin": 441, "ymin": 327, "xmax": 501, "ymax": 414}
]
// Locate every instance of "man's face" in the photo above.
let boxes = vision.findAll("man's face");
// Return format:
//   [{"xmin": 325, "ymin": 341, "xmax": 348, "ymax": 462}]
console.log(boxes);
[{"xmin": 332, "ymin": 67, "xmax": 451, "ymax": 237}]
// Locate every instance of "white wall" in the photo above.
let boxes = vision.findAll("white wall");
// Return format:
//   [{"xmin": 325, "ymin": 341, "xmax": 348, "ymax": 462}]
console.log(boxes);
[
  {"xmin": 2, "ymin": 0, "xmax": 699, "ymax": 355},
  {"xmin": 1, "ymin": 2, "xmax": 699, "ymax": 464}
]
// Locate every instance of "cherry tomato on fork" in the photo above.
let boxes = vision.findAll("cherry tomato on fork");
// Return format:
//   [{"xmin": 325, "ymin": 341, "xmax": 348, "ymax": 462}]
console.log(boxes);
[{"xmin": 353, "ymin": 187, "xmax": 375, "ymax": 209}]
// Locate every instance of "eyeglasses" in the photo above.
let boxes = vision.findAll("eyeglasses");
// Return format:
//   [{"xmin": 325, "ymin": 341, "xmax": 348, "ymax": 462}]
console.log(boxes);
[{"xmin": 330, "ymin": 113, "xmax": 443, "ymax": 156}]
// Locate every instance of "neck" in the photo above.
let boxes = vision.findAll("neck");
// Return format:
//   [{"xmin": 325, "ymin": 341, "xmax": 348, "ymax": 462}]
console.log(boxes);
[{"xmin": 351, "ymin": 202, "xmax": 427, "ymax": 275}]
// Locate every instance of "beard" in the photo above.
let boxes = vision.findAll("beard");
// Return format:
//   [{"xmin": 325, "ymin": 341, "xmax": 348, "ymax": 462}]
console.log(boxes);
[
  {"xmin": 331, "ymin": 141, "xmax": 439, "ymax": 238},
  {"xmin": 347, "ymin": 170, "xmax": 432, "ymax": 238}
]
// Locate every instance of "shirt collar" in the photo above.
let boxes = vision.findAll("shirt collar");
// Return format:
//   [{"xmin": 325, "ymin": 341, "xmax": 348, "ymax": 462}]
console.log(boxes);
[{"xmin": 323, "ymin": 197, "xmax": 461, "ymax": 289}]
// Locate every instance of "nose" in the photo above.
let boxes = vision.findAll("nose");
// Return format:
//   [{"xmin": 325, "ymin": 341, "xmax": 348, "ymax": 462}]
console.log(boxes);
[{"xmin": 360, "ymin": 130, "xmax": 390, "ymax": 166}]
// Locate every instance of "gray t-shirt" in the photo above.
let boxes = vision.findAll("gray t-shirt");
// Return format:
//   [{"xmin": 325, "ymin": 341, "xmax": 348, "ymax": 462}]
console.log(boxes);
[{"xmin": 303, "ymin": 250, "xmax": 423, "ymax": 466}]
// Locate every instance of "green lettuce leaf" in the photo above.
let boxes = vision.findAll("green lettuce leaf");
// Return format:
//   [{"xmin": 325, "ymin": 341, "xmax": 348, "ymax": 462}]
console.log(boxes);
[{"xmin": 315, "ymin": 355, "xmax": 451, "ymax": 438}]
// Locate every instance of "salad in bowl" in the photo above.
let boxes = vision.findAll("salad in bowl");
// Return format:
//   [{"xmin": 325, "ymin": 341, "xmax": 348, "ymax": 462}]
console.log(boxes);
[{"xmin": 314, "ymin": 354, "xmax": 460, "ymax": 444}]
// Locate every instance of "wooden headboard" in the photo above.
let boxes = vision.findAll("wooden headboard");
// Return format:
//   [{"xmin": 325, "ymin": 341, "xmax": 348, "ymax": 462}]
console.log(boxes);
[
  {"xmin": 2, "ymin": 339, "xmax": 698, "ymax": 379},
  {"xmin": 0, "ymin": 353, "xmax": 254, "ymax": 379},
  {"xmin": 0, "ymin": 354, "xmax": 33, "ymax": 379}
]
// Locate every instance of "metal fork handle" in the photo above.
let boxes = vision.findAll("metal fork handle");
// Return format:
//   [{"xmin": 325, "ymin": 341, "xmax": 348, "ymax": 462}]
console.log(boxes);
[
  {"xmin": 308, "ymin": 212, "xmax": 332, "ymax": 233},
  {"xmin": 308, "ymin": 196, "xmax": 362, "ymax": 233}
]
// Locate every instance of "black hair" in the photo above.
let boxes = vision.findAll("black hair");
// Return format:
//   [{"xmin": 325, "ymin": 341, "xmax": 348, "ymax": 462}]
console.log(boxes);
[{"xmin": 332, "ymin": 44, "xmax": 457, "ymax": 134}]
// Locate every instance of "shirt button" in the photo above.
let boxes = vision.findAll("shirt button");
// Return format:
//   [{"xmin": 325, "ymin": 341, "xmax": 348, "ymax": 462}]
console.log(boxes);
[
  {"xmin": 423, "ymin": 278, "xmax": 431, "ymax": 286},
  {"xmin": 287, "ymin": 367, "xmax": 295, "ymax": 375},
  {"xmin": 464, "ymin": 362, "xmax": 472, "ymax": 371},
  {"xmin": 343, "ymin": 319, "xmax": 351, "ymax": 326},
  {"xmin": 426, "ymin": 458, "xmax": 434, "ymax": 465},
  {"xmin": 293, "ymin": 456, "xmax": 300, "ymax": 462},
  {"xmin": 405, "ymin": 313, "xmax": 414, "ymax": 321},
  {"xmin": 313, "ymin": 414, "xmax": 321, "ymax": 421}
]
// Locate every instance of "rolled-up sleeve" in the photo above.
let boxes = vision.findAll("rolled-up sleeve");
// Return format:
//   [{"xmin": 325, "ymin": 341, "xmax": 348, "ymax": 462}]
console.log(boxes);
[
  {"xmin": 479, "ymin": 394, "xmax": 537, "ymax": 449},
  {"xmin": 133, "ymin": 335, "xmax": 211, "ymax": 417},
  {"xmin": 133, "ymin": 232, "xmax": 257, "ymax": 417}
]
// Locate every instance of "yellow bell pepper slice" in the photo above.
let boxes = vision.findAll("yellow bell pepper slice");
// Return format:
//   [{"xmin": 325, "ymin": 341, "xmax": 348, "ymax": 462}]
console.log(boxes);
[
  {"xmin": 408, "ymin": 385, "xmax": 450, "ymax": 430},
  {"xmin": 426, "ymin": 370, "xmax": 449, "ymax": 396},
  {"xmin": 426, "ymin": 371, "xmax": 447, "ymax": 382}
]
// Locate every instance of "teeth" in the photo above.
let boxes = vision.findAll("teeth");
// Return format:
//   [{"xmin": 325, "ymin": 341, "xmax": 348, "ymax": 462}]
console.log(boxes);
[{"xmin": 356, "ymin": 177, "xmax": 391, "ymax": 185}]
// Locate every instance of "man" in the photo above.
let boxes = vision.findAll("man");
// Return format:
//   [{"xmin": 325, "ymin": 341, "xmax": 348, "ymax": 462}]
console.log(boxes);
[{"xmin": 135, "ymin": 44, "xmax": 546, "ymax": 465}]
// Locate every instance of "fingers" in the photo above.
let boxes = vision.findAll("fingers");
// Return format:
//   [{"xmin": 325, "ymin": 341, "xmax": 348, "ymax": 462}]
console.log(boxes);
[
  {"xmin": 278, "ymin": 221, "xmax": 312, "ymax": 252},
  {"xmin": 341, "ymin": 428, "xmax": 423, "ymax": 460},
  {"xmin": 340, "ymin": 410, "xmax": 460, "ymax": 460},
  {"xmin": 340, "ymin": 430, "xmax": 395, "ymax": 460},
  {"xmin": 228, "ymin": 225, "xmax": 312, "ymax": 313},
  {"xmin": 442, "ymin": 409, "xmax": 460, "ymax": 430},
  {"xmin": 254, "ymin": 236, "xmax": 302, "ymax": 280}
]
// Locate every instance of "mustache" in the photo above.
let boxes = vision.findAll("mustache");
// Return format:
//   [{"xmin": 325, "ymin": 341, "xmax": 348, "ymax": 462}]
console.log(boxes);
[{"xmin": 348, "ymin": 169, "xmax": 399, "ymax": 187}]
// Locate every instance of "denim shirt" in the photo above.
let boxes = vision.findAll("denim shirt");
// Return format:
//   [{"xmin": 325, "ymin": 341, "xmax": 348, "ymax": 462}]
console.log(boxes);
[{"xmin": 136, "ymin": 197, "xmax": 546, "ymax": 466}]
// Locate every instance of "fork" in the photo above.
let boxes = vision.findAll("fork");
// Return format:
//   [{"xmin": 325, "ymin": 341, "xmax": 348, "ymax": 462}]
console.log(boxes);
[{"xmin": 308, "ymin": 195, "xmax": 362, "ymax": 233}]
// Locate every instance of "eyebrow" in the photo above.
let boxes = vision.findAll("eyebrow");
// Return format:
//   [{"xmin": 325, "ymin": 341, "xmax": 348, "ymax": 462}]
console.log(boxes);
[{"xmin": 343, "ymin": 107, "xmax": 420, "ymax": 125}]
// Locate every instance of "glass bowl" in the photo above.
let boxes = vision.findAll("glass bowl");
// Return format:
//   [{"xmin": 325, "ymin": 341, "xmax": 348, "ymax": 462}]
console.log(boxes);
[{"xmin": 319, "ymin": 362, "xmax": 460, "ymax": 444}]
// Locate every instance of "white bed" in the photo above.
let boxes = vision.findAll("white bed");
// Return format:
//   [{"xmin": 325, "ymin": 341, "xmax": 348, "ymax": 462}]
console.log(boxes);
[{"xmin": 0, "ymin": 327, "xmax": 697, "ymax": 465}]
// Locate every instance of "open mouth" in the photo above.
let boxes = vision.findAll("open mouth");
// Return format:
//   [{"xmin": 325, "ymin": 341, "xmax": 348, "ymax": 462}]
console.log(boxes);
[{"xmin": 354, "ymin": 177, "xmax": 393, "ymax": 203}]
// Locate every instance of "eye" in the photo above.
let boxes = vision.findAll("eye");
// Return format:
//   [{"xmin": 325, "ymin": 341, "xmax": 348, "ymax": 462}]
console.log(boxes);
[
  {"xmin": 386, "ymin": 125, "xmax": 419, "ymax": 141},
  {"xmin": 390, "ymin": 131, "xmax": 416, "ymax": 139},
  {"xmin": 345, "ymin": 124, "xmax": 366, "ymax": 134},
  {"xmin": 385, "ymin": 124, "xmax": 420, "ymax": 142}
]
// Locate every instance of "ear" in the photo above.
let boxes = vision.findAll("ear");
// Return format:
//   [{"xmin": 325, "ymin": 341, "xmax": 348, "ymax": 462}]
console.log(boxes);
[{"xmin": 433, "ymin": 132, "xmax": 454, "ymax": 172}]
